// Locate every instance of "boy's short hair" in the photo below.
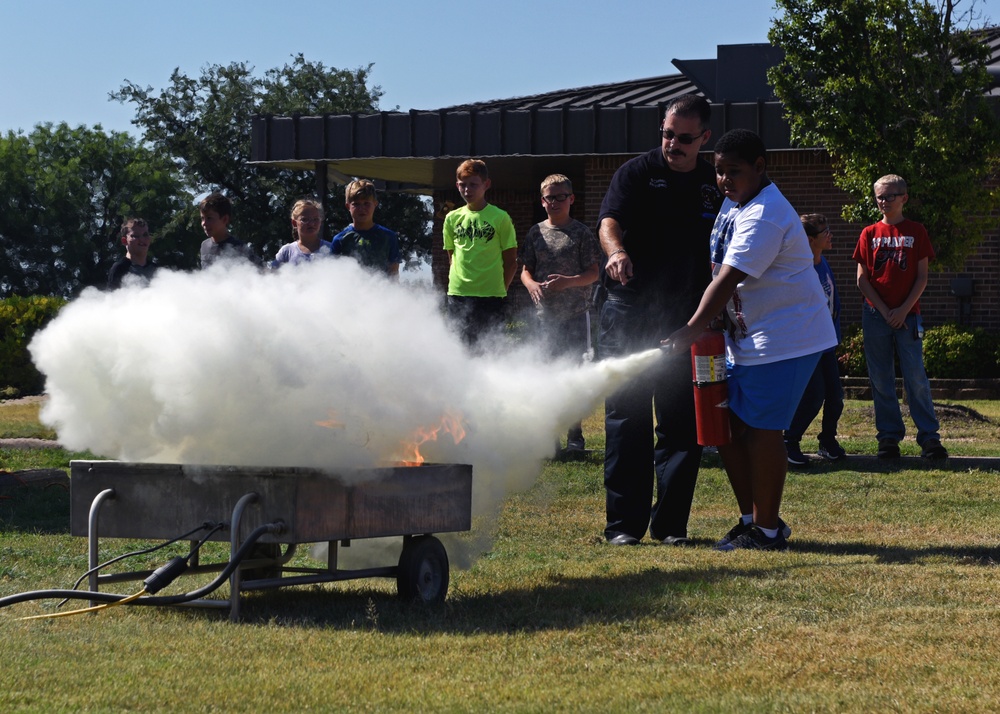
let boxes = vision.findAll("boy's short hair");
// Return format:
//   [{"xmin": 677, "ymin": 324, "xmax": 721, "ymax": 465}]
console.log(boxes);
[
  {"xmin": 199, "ymin": 192, "xmax": 232, "ymax": 219},
  {"xmin": 714, "ymin": 128, "xmax": 767, "ymax": 167},
  {"xmin": 120, "ymin": 217, "xmax": 149, "ymax": 238},
  {"xmin": 800, "ymin": 213, "xmax": 828, "ymax": 237},
  {"xmin": 456, "ymin": 159, "xmax": 489, "ymax": 181},
  {"xmin": 664, "ymin": 95, "xmax": 711, "ymax": 129},
  {"xmin": 345, "ymin": 179, "xmax": 378, "ymax": 204},
  {"xmin": 874, "ymin": 174, "xmax": 907, "ymax": 193},
  {"xmin": 540, "ymin": 174, "xmax": 572, "ymax": 194}
]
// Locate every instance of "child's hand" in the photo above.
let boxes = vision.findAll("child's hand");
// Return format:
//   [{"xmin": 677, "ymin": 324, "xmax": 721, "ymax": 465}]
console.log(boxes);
[
  {"xmin": 660, "ymin": 324, "xmax": 702, "ymax": 357},
  {"xmin": 521, "ymin": 273, "xmax": 544, "ymax": 305},
  {"xmin": 884, "ymin": 308, "xmax": 907, "ymax": 329},
  {"xmin": 541, "ymin": 274, "xmax": 570, "ymax": 292}
]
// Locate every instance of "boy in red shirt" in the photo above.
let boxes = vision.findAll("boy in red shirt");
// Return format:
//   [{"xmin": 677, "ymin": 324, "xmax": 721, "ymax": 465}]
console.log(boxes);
[{"xmin": 853, "ymin": 174, "xmax": 947, "ymax": 460}]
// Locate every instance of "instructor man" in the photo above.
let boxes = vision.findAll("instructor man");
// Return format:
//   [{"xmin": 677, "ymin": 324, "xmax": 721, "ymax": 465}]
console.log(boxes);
[{"xmin": 598, "ymin": 94, "xmax": 723, "ymax": 546}]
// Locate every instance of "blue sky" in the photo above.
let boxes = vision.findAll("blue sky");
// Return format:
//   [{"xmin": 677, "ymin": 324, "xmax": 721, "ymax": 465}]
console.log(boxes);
[{"xmin": 2, "ymin": 0, "xmax": 997, "ymax": 137}]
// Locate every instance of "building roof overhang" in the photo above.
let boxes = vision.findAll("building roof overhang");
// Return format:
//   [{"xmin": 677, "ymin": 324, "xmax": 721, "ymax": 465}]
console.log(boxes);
[{"xmin": 249, "ymin": 31, "xmax": 1000, "ymax": 193}]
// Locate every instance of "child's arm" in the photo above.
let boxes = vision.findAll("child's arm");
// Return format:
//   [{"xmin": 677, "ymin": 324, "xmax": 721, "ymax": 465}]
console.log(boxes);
[
  {"xmin": 888, "ymin": 256, "xmax": 929, "ymax": 327},
  {"xmin": 520, "ymin": 265, "xmax": 544, "ymax": 305},
  {"xmin": 662, "ymin": 264, "xmax": 747, "ymax": 354},
  {"xmin": 541, "ymin": 263, "xmax": 600, "ymax": 292},
  {"xmin": 856, "ymin": 262, "xmax": 904, "ymax": 329},
  {"xmin": 502, "ymin": 247, "xmax": 518, "ymax": 290}
]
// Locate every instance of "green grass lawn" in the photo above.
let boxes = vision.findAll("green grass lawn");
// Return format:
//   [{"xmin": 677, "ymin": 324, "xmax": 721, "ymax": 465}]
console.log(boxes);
[
  {"xmin": 0, "ymin": 400, "xmax": 56, "ymax": 440},
  {"xmin": 1, "ymin": 400, "xmax": 998, "ymax": 712}
]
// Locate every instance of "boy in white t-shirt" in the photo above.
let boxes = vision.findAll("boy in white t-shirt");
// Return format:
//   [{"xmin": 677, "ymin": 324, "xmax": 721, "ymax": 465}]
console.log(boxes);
[{"xmin": 664, "ymin": 129, "xmax": 837, "ymax": 551}]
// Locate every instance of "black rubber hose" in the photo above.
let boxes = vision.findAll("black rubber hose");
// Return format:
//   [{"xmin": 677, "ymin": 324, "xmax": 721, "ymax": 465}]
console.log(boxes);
[{"xmin": 0, "ymin": 522, "xmax": 283, "ymax": 610}]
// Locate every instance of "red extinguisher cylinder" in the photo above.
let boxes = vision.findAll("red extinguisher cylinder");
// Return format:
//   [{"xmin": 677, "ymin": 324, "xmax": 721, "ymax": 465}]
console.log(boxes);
[{"xmin": 690, "ymin": 330, "xmax": 731, "ymax": 446}]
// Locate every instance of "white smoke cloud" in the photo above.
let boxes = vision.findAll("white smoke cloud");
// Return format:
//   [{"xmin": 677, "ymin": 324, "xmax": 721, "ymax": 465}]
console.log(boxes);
[{"xmin": 30, "ymin": 259, "xmax": 662, "ymax": 566}]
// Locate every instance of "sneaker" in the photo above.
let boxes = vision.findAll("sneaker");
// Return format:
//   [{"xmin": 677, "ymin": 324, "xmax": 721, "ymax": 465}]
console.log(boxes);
[
  {"xmin": 818, "ymin": 438, "xmax": 847, "ymax": 461},
  {"xmin": 785, "ymin": 439, "xmax": 809, "ymax": 466},
  {"xmin": 715, "ymin": 517, "xmax": 791, "ymax": 548},
  {"xmin": 715, "ymin": 525, "xmax": 788, "ymax": 551},
  {"xmin": 565, "ymin": 438, "xmax": 585, "ymax": 452},
  {"xmin": 877, "ymin": 438, "xmax": 900, "ymax": 459},
  {"xmin": 714, "ymin": 520, "xmax": 751, "ymax": 548},
  {"xmin": 920, "ymin": 439, "xmax": 948, "ymax": 460}
]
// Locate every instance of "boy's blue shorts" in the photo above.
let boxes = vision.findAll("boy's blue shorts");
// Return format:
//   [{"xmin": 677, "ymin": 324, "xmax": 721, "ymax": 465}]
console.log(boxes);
[{"xmin": 728, "ymin": 353, "xmax": 823, "ymax": 431}]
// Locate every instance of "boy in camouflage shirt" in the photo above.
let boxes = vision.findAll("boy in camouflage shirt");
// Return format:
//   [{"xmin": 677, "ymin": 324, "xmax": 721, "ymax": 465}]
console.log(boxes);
[{"xmin": 519, "ymin": 174, "xmax": 601, "ymax": 451}]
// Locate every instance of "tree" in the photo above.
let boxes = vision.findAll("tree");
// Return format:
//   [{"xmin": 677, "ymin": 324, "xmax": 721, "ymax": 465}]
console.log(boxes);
[
  {"xmin": 768, "ymin": 0, "xmax": 1000, "ymax": 267},
  {"xmin": 112, "ymin": 55, "xmax": 431, "ymax": 265},
  {"xmin": 0, "ymin": 123, "xmax": 198, "ymax": 297}
]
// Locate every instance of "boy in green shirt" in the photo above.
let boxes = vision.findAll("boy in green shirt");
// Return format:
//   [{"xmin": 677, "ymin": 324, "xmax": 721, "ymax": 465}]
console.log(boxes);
[{"xmin": 443, "ymin": 159, "xmax": 518, "ymax": 348}]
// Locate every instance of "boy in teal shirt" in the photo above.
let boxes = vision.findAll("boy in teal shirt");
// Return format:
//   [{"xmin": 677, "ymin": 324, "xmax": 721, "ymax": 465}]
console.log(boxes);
[
  {"xmin": 443, "ymin": 159, "xmax": 518, "ymax": 348},
  {"xmin": 331, "ymin": 179, "xmax": 401, "ymax": 278}
]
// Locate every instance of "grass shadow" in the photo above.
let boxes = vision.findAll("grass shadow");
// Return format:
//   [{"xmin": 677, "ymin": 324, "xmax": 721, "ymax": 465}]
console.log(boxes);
[
  {"xmin": 0, "ymin": 483, "xmax": 70, "ymax": 534},
  {"xmin": 788, "ymin": 455, "xmax": 1000, "ymax": 474},
  {"xmin": 790, "ymin": 538, "xmax": 1000, "ymax": 565},
  {"xmin": 223, "ymin": 563, "xmax": 775, "ymax": 630},
  {"xmin": 220, "ymin": 534, "xmax": 999, "ymax": 629}
]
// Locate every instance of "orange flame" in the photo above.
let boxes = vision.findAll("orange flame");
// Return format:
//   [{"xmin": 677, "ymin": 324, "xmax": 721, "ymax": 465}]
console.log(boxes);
[
  {"xmin": 315, "ymin": 410, "xmax": 346, "ymax": 429},
  {"xmin": 401, "ymin": 410, "xmax": 466, "ymax": 466}
]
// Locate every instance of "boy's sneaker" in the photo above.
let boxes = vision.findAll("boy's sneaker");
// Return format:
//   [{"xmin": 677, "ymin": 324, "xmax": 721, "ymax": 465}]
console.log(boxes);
[
  {"xmin": 785, "ymin": 439, "xmax": 809, "ymax": 466},
  {"xmin": 818, "ymin": 438, "xmax": 847, "ymax": 461},
  {"xmin": 715, "ymin": 525, "xmax": 788, "ymax": 551},
  {"xmin": 714, "ymin": 517, "xmax": 791, "ymax": 548},
  {"xmin": 877, "ymin": 438, "xmax": 900, "ymax": 459},
  {"xmin": 714, "ymin": 520, "xmax": 751, "ymax": 548},
  {"xmin": 920, "ymin": 439, "xmax": 948, "ymax": 460}
]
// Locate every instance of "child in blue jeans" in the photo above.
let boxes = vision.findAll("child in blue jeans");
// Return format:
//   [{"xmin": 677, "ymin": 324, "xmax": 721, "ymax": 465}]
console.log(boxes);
[
  {"xmin": 784, "ymin": 213, "xmax": 846, "ymax": 465},
  {"xmin": 852, "ymin": 174, "xmax": 946, "ymax": 460}
]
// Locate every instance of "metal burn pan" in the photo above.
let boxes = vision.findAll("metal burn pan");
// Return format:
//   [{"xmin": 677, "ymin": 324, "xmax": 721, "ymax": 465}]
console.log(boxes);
[{"xmin": 69, "ymin": 460, "xmax": 473, "ymax": 619}]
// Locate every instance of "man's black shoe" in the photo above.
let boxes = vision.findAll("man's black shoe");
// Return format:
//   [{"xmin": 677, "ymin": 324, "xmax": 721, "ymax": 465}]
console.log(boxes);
[{"xmin": 606, "ymin": 533, "xmax": 640, "ymax": 546}]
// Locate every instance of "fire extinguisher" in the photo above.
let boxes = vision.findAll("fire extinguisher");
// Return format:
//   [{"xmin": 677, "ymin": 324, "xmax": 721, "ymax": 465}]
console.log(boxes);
[{"xmin": 691, "ymin": 330, "xmax": 731, "ymax": 446}]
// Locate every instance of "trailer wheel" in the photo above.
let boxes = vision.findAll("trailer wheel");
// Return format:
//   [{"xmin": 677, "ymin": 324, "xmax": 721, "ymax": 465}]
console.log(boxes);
[{"xmin": 397, "ymin": 535, "xmax": 449, "ymax": 604}]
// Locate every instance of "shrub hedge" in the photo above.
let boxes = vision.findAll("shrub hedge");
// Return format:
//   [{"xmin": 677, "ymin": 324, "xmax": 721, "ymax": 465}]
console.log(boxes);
[
  {"xmin": 922, "ymin": 323, "xmax": 1000, "ymax": 379},
  {"xmin": 0, "ymin": 295, "xmax": 67, "ymax": 397},
  {"xmin": 838, "ymin": 322, "xmax": 1000, "ymax": 379}
]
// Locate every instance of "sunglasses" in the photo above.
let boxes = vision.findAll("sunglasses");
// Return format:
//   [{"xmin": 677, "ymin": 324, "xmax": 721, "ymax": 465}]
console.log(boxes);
[{"xmin": 660, "ymin": 129, "xmax": 706, "ymax": 145}]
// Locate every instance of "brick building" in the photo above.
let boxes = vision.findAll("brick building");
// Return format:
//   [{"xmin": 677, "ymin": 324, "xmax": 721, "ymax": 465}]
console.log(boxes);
[{"xmin": 251, "ymin": 38, "xmax": 1000, "ymax": 333}]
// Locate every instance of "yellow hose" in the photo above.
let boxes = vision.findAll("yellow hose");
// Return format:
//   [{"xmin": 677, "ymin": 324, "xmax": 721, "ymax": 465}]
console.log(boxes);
[{"xmin": 18, "ymin": 589, "xmax": 149, "ymax": 621}]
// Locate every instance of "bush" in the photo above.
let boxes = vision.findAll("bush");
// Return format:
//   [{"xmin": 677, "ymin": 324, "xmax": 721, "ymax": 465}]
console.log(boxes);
[
  {"xmin": 837, "ymin": 324, "xmax": 868, "ymax": 377},
  {"xmin": 0, "ymin": 295, "xmax": 66, "ymax": 396},
  {"xmin": 837, "ymin": 321, "xmax": 1000, "ymax": 379},
  {"xmin": 922, "ymin": 323, "xmax": 1000, "ymax": 379}
]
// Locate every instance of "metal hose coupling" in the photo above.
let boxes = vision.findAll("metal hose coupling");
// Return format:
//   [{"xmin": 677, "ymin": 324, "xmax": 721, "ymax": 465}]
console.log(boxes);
[{"xmin": 264, "ymin": 520, "xmax": 287, "ymax": 535}]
